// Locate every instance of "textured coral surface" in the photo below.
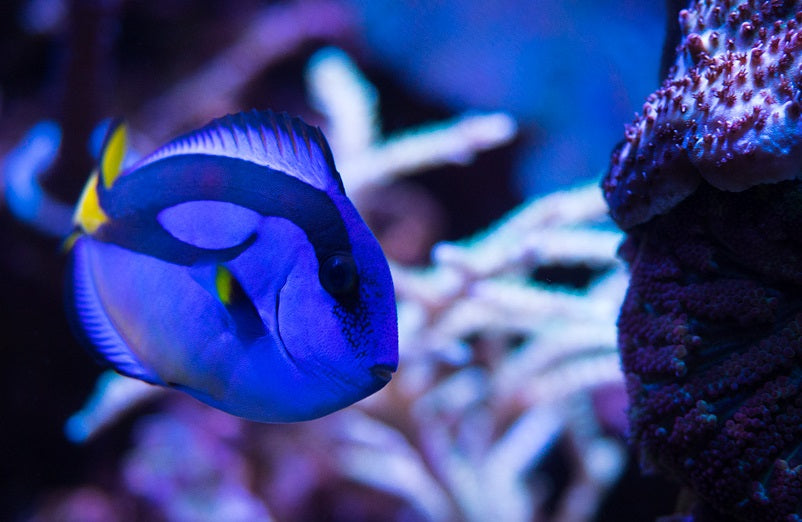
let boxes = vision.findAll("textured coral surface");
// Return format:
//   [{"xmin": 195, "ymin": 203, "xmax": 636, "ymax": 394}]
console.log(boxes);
[
  {"xmin": 603, "ymin": 0, "xmax": 802, "ymax": 229},
  {"xmin": 619, "ymin": 180, "xmax": 802, "ymax": 520},
  {"xmin": 605, "ymin": 2, "xmax": 802, "ymax": 519}
]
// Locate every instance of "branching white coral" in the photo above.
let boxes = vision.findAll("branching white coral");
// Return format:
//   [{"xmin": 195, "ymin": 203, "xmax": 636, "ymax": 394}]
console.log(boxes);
[
  {"xmin": 15, "ymin": 40, "xmax": 626, "ymax": 522},
  {"xmin": 305, "ymin": 46, "xmax": 627, "ymax": 522},
  {"xmin": 306, "ymin": 47, "xmax": 518, "ymax": 196},
  {"xmin": 354, "ymin": 182, "xmax": 627, "ymax": 521}
]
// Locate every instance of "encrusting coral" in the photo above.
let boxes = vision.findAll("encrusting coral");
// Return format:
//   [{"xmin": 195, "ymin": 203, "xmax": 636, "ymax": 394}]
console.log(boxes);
[
  {"xmin": 604, "ymin": 0, "xmax": 802, "ymax": 229},
  {"xmin": 603, "ymin": 1, "xmax": 802, "ymax": 520}
]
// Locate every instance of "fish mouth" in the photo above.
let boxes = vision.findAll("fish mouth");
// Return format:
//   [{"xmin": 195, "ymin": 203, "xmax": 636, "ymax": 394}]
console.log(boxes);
[
  {"xmin": 275, "ymin": 276, "xmax": 395, "ymax": 391},
  {"xmin": 369, "ymin": 363, "xmax": 395, "ymax": 384}
]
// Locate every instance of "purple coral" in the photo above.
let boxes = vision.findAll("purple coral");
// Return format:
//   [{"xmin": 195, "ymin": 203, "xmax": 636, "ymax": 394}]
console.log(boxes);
[
  {"xmin": 603, "ymin": 0, "xmax": 802, "ymax": 229},
  {"xmin": 604, "ymin": 1, "xmax": 802, "ymax": 520},
  {"xmin": 616, "ymin": 183, "xmax": 802, "ymax": 519}
]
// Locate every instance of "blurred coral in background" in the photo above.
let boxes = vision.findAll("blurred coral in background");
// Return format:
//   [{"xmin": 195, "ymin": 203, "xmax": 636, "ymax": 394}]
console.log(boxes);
[{"xmin": 0, "ymin": 0, "xmax": 676, "ymax": 521}]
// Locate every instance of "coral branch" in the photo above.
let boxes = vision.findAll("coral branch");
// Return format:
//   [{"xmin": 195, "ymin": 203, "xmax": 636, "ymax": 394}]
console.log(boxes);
[{"xmin": 305, "ymin": 48, "xmax": 518, "ymax": 195}]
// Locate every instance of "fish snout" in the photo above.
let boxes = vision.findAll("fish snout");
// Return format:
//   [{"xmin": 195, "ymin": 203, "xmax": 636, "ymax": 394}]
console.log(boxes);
[{"xmin": 369, "ymin": 363, "xmax": 396, "ymax": 384}]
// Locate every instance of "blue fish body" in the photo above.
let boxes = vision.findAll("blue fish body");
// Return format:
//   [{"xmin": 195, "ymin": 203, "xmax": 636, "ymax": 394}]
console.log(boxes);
[{"xmin": 66, "ymin": 110, "xmax": 398, "ymax": 422}]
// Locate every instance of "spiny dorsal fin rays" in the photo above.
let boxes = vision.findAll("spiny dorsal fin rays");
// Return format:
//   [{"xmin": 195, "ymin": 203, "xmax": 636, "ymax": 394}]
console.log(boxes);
[
  {"xmin": 133, "ymin": 109, "xmax": 345, "ymax": 194},
  {"xmin": 99, "ymin": 119, "xmax": 128, "ymax": 190}
]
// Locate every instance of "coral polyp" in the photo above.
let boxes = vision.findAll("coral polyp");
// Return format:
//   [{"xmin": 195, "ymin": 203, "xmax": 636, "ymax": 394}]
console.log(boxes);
[
  {"xmin": 618, "ymin": 182, "xmax": 802, "ymax": 520},
  {"xmin": 603, "ymin": 0, "xmax": 802, "ymax": 519},
  {"xmin": 604, "ymin": 0, "xmax": 802, "ymax": 229}
]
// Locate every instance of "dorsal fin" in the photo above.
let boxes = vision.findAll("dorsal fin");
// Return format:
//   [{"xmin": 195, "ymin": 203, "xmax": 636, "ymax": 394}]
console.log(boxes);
[{"xmin": 135, "ymin": 109, "xmax": 345, "ymax": 194}]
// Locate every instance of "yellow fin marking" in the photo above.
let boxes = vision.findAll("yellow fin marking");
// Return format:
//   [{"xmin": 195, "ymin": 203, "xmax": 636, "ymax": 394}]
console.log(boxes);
[
  {"xmin": 215, "ymin": 265, "xmax": 233, "ymax": 304},
  {"xmin": 73, "ymin": 172, "xmax": 109, "ymax": 234},
  {"xmin": 61, "ymin": 230, "xmax": 81, "ymax": 252},
  {"xmin": 101, "ymin": 122, "xmax": 128, "ymax": 189}
]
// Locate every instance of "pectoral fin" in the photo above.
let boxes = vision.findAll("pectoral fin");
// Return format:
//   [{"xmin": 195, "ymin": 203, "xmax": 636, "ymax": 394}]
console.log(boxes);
[{"xmin": 189, "ymin": 264, "xmax": 266, "ymax": 341}]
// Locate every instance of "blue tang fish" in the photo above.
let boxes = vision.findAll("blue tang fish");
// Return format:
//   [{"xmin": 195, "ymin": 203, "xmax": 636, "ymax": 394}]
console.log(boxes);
[{"xmin": 65, "ymin": 110, "xmax": 398, "ymax": 422}]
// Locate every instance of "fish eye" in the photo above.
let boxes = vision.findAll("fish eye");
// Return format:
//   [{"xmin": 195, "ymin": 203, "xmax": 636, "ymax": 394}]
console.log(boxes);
[{"xmin": 319, "ymin": 253, "xmax": 358, "ymax": 297}]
